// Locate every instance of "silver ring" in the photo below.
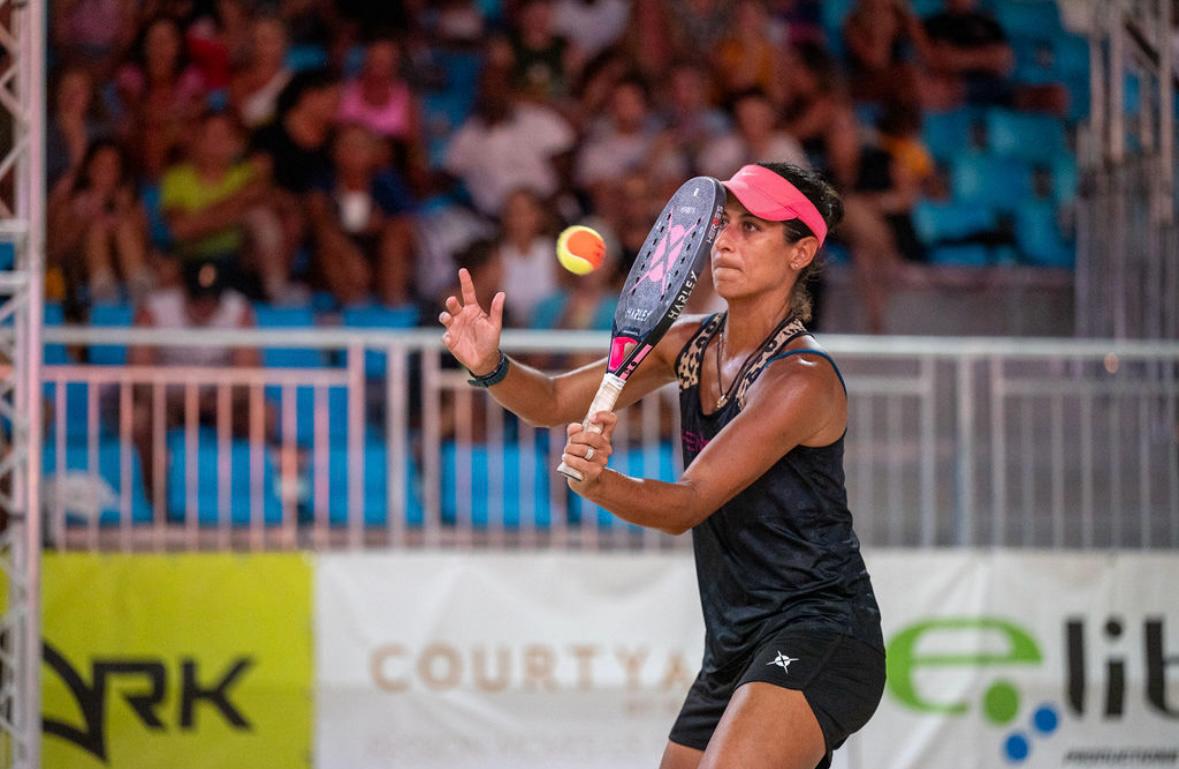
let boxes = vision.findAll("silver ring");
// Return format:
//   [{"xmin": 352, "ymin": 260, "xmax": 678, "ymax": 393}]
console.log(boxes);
[{"xmin": 584, "ymin": 447, "xmax": 595, "ymax": 461}]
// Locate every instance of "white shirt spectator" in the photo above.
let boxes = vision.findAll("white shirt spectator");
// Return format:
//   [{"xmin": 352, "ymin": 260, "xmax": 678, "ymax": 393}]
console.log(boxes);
[
  {"xmin": 413, "ymin": 203, "xmax": 496, "ymax": 301},
  {"xmin": 500, "ymin": 235, "xmax": 558, "ymax": 324},
  {"xmin": 143, "ymin": 288, "xmax": 251, "ymax": 367},
  {"xmin": 576, "ymin": 130, "xmax": 654, "ymax": 188},
  {"xmin": 444, "ymin": 103, "xmax": 575, "ymax": 215},
  {"xmin": 552, "ymin": 0, "xmax": 631, "ymax": 57},
  {"xmin": 696, "ymin": 132, "xmax": 810, "ymax": 179}
]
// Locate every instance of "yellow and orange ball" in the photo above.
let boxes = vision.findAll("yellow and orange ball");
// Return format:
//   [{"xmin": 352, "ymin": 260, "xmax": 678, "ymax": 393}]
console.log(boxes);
[{"xmin": 556, "ymin": 225, "xmax": 607, "ymax": 275}]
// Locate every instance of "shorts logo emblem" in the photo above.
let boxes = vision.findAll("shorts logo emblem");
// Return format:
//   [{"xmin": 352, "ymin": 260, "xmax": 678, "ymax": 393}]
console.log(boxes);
[{"xmin": 767, "ymin": 652, "xmax": 798, "ymax": 673}]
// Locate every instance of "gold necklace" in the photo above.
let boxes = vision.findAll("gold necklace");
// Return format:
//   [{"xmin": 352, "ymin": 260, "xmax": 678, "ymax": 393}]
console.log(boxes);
[{"xmin": 712, "ymin": 312, "xmax": 796, "ymax": 410}]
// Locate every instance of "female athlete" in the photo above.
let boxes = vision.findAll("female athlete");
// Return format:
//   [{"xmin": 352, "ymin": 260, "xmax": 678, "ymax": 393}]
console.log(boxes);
[{"xmin": 439, "ymin": 162, "xmax": 885, "ymax": 769}]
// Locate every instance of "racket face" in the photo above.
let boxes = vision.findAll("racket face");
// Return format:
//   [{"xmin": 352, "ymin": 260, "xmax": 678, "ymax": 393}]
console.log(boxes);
[{"xmin": 607, "ymin": 176, "xmax": 725, "ymax": 380}]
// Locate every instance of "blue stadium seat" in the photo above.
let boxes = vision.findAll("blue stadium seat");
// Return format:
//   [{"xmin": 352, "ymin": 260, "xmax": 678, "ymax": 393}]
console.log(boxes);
[
  {"xmin": 1011, "ymin": 37, "xmax": 1057, "ymax": 85},
  {"xmin": 140, "ymin": 184, "xmax": 173, "ymax": 250},
  {"xmin": 985, "ymin": 110, "xmax": 1067, "ymax": 164},
  {"xmin": 255, "ymin": 303, "xmax": 350, "ymax": 446},
  {"xmin": 307, "ymin": 439, "xmax": 423, "ymax": 528},
  {"xmin": 285, "ymin": 44, "xmax": 328, "ymax": 72},
  {"xmin": 910, "ymin": 0, "xmax": 943, "ymax": 16},
  {"xmin": 913, "ymin": 200, "xmax": 1000, "ymax": 244},
  {"xmin": 1015, "ymin": 201, "xmax": 1074, "ymax": 267},
  {"xmin": 341, "ymin": 304, "xmax": 419, "ymax": 377},
  {"xmin": 88, "ymin": 303, "xmax": 134, "ymax": 365},
  {"xmin": 950, "ymin": 152, "xmax": 1033, "ymax": 211},
  {"xmin": 272, "ymin": 384, "xmax": 350, "ymax": 447},
  {"xmin": 922, "ymin": 109, "xmax": 980, "ymax": 163},
  {"xmin": 43, "ymin": 302, "xmax": 68, "ymax": 365},
  {"xmin": 928, "ymin": 244, "xmax": 993, "ymax": 267},
  {"xmin": 253, "ymin": 304, "xmax": 324, "ymax": 368},
  {"xmin": 43, "ymin": 438, "xmax": 153, "ymax": 527},
  {"xmin": 0, "ymin": 241, "xmax": 13, "ymax": 270},
  {"xmin": 43, "ymin": 380, "xmax": 92, "ymax": 444},
  {"xmin": 1051, "ymin": 156, "xmax": 1078, "ymax": 205},
  {"xmin": 1054, "ymin": 34, "xmax": 1089, "ymax": 78},
  {"xmin": 820, "ymin": 0, "xmax": 855, "ymax": 57},
  {"xmin": 992, "ymin": 0, "xmax": 1062, "ymax": 39},
  {"xmin": 311, "ymin": 291, "xmax": 338, "ymax": 314},
  {"xmin": 441, "ymin": 441, "xmax": 551, "ymax": 529},
  {"xmin": 166, "ymin": 428, "xmax": 283, "ymax": 526}
]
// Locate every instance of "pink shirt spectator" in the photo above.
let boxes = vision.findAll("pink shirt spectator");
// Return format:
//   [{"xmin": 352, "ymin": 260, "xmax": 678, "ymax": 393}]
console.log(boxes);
[{"xmin": 337, "ymin": 79, "xmax": 413, "ymax": 140}]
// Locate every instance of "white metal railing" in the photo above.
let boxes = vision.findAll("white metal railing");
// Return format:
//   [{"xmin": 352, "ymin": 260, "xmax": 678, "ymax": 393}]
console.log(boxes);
[{"xmin": 28, "ymin": 326, "xmax": 1179, "ymax": 551}]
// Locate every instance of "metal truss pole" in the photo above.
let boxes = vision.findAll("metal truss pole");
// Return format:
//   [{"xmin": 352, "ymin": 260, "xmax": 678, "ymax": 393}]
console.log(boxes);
[{"xmin": 0, "ymin": 0, "xmax": 44, "ymax": 765}]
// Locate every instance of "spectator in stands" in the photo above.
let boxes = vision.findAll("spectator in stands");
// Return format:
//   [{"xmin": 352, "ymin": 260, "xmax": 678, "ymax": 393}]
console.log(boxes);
[
  {"xmin": 230, "ymin": 15, "xmax": 294, "ymax": 129},
  {"xmin": 497, "ymin": 188, "xmax": 559, "ymax": 326},
  {"xmin": 413, "ymin": 201, "xmax": 497, "ymax": 311},
  {"xmin": 921, "ymin": 0, "xmax": 1066, "ymax": 113},
  {"xmin": 426, "ymin": 0, "xmax": 488, "ymax": 48},
  {"xmin": 569, "ymin": 47, "xmax": 631, "ymax": 128},
  {"xmin": 113, "ymin": 16, "xmax": 207, "ymax": 180},
  {"xmin": 713, "ymin": 0, "xmax": 786, "ymax": 104},
  {"xmin": 249, "ymin": 68, "xmax": 341, "ymax": 282},
  {"xmin": 842, "ymin": 0, "xmax": 929, "ymax": 107},
  {"xmin": 129, "ymin": 258, "xmax": 260, "ymax": 499},
  {"xmin": 250, "ymin": 68, "xmax": 340, "ymax": 196},
  {"xmin": 667, "ymin": 0, "xmax": 729, "ymax": 55},
  {"xmin": 306, "ymin": 123, "xmax": 417, "ymax": 307},
  {"xmin": 875, "ymin": 102, "xmax": 935, "ymax": 194},
  {"xmin": 492, "ymin": 0, "xmax": 584, "ymax": 103},
  {"xmin": 336, "ymin": 36, "xmax": 427, "ymax": 189},
  {"xmin": 185, "ymin": 0, "xmax": 254, "ymax": 92},
  {"xmin": 697, "ymin": 87, "xmax": 808, "ymax": 180},
  {"xmin": 443, "ymin": 67, "xmax": 576, "ymax": 216},
  {"xmin": 161, "ymin": 110, "xmax": 290, "ymax": 302},
  {"xmin": 575, "ymin": 77, "xmax": 675, "ymax": 195},
  {"xmin": 47, "ymin": 138, "xmax": 152, "ymax": 306},
  {"xmin": 780, "ymin": 42, "xmax": 862, "ymax": 188},
  {"xmin": 47, "ymin": 67, "xmax": 111, "ymax": 187},
  {"xmin": 551, "ymin": 0, "xmax": 631, "ymax": 59},
  {"xmin": 659, "ymin": 61, "xmax": 730, "ymax": 177},
  {"xmin": 625, "ymin": 0, "xmax": 676, "ymax": 80},
  {"xmin": 847, "ymin": 138, "xmax": 924, "ymax": 264},
  {"xmin": 604, "ymin": 170, "xmax": 664, "ymax": 271},
  {"xmin": 51, "ymin": 0, "xmax": 137, "ymax": 76}
]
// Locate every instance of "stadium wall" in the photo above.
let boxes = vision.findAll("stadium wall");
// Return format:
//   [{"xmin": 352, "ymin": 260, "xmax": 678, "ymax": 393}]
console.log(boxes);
[{"xmin": 37, "ymin": 551, "xmax": 1178, "ymax": 769}]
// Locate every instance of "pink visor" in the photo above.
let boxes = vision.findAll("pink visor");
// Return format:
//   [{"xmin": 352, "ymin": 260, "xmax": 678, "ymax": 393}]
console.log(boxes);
[{"xmin": 722, "ymin": 164, "xmax": 828, "ymax": 245}]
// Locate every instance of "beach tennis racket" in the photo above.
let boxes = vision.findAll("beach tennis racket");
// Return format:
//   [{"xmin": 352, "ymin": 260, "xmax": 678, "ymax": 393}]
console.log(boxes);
[{"xmin": 558, "ymin": 176, "xmax": 725, "ymax": 481}]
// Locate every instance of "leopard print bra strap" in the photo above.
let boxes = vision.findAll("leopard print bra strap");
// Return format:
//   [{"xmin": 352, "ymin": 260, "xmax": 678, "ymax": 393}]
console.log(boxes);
[
  {"xmin": 731, "ymin": 316, "xmax": 808, "ymax": 409},
  {"xmin": 675, "ymin": 313, "xmax": 724, "ymax": 391}
]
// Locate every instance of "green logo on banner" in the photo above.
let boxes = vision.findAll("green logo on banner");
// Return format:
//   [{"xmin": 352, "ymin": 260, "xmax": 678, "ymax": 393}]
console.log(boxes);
[{"xmin": 886, "ymin": 617, "xmax": 1042, "ymax": 722}]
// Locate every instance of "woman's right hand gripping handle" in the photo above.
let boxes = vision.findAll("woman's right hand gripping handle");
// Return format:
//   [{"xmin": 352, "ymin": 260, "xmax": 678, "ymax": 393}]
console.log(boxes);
[{"xmin": 438, "ymin": 268, "xmax": 507, "ymax": 376}]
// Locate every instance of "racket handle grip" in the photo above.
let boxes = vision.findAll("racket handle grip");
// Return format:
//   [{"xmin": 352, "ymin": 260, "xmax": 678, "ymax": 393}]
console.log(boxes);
[{"xmin": 557, "ymin": 374, "xmax": 626, "ymax": 482}]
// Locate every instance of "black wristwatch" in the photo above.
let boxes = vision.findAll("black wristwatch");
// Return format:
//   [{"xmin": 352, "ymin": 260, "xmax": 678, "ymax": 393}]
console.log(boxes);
[{"xmin": 466, "ymin": 351, "xmax": 510, "ymax": 387}]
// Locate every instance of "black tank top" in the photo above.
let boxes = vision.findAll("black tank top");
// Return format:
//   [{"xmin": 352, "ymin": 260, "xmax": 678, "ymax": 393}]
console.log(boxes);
[{"xmin": 674, "ymin": 313, "xmax": 884, "ymax": 672}]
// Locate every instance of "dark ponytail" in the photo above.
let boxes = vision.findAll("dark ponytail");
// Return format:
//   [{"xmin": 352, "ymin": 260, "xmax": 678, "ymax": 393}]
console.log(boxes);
[{"xmin": 754, "ymin": 161, "xmax": 843, "ymax": 323}]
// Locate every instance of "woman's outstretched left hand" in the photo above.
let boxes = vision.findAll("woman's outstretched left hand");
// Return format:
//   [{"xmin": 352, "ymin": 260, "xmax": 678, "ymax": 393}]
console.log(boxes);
[{"xmin": 562, "ymin": 411, "xmax": 618, "ymax": 493}]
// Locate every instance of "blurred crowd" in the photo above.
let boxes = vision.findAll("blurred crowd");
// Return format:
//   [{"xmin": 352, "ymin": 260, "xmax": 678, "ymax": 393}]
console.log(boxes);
[{"xmin": 47, "ymin": 0, "xmax": 1074, "ymax": 337}]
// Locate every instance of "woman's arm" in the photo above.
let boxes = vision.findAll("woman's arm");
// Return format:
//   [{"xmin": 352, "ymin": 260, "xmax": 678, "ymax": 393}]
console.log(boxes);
[{"xmin": 561, "ymin": 353, "xmax": 845, "ymax": 534}]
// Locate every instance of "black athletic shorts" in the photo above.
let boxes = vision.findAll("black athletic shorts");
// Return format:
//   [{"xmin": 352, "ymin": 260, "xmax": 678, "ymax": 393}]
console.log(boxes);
[{"xmin": 669, "ymin": 628, "xmax": 886, "ymax": 769}]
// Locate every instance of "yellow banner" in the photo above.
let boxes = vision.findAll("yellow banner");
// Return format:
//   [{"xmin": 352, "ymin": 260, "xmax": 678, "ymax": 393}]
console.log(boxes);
[{"xmin": 42, "ymin": 553, "xmax": 312, "ymax": 769}]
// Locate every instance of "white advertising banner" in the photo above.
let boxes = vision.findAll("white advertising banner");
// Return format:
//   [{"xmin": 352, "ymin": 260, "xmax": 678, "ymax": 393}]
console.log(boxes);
[{"xmin": 315, "ymin": 551, "xmax": 1179, "ymax": 769}]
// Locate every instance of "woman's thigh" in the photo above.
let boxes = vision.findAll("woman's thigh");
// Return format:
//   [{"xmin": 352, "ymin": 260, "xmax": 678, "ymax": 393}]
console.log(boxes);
[{"xmin": 698, "ymin": 682, "xmax": 825, "ymax": 769}]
